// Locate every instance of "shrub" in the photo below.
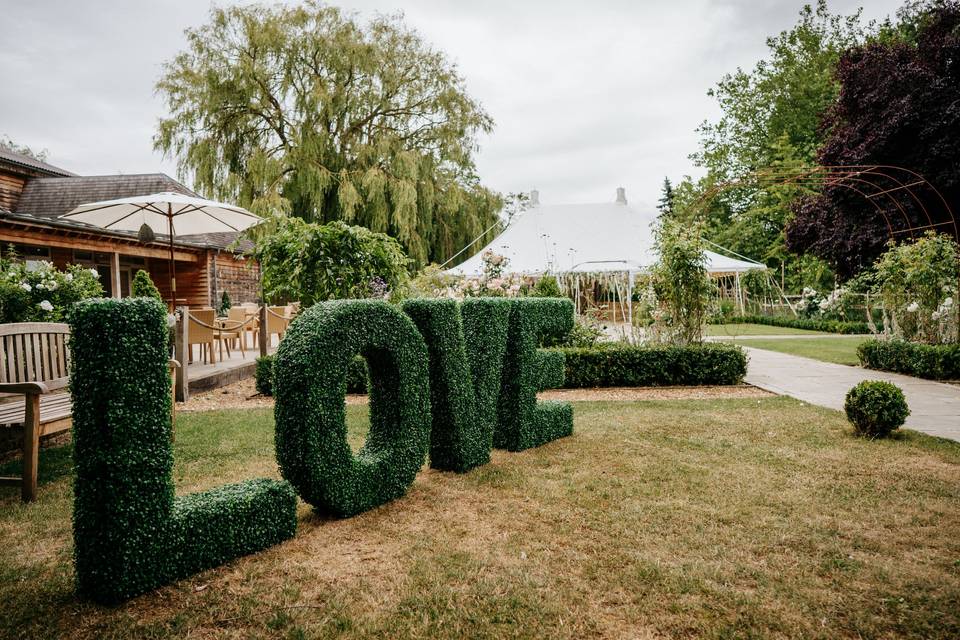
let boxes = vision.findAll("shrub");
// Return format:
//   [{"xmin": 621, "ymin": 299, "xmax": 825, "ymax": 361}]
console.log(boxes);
[
  {"xmin": 401, "ymin": 297, "xmax": 510, "ymax": 471},
  {"xmin": 219, "ymin": 290, "xmax": 232, "ymax": 315},
  {"xmin": 531, "ymin": 275, "xmax": 562, "ymax": 297},
  {"xmin": 256, "ymin": 354, "xmax": 368, "ymax": 397},
  {"xmin": 558, "ymin": 343, "xmax": 747, "ymax": 388},
  {"xmin": 713, "ymin": 314, "xmax": 870, "ymax": 335},
  {"xmin": 70, "ymin": 298, "xmax": 297, "ymax": 604},
  {"xmin": 255, "ymin": 355, "xmax": 275, "ymax": 396},
  {"xmin": 273, "ymin": 300, "xmax": 431, "ymax": 517},
  {"xmin": 857, "ymin": 339, "xmax": 960, "ymax": 380},
  {"xmin": 844, "ymin": 380, "xmax": 910, "ymax": 438},
  {"xmin": 495, "ymin": 298, "xmax": 575, "ymax": 451},
  {"xmin": 541, "ymin": 312, "xmax": 605, "ymax": 348},
  {"xmin": 0, "ymin": 256, "xmax": 103, "ymax": 323},
  {"xmin": 131, "ymin": 269, "xmax": 163, "ymax": 302}
]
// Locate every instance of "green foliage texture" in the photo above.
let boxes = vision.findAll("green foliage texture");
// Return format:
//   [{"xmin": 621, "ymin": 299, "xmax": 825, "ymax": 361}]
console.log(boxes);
[
  {"xmin": 70, "ymin": 298, "xmax": 297, "ymax": 604},
  {"xmin": 495, "ymin": 298, "xmax": 575, "ymax": 452},
  {"xmin": 558, "ymin": 343, "xmax": 747, "ymax": 388},
  {"xmin": 401, "ymin": 297, "xmax": 510, "ymax": 472},
  {"xmin": 131, "ymin": 269, "xmax": 163, "ymax": 303},
  {"xmin": 0, "ymin": 256, "xmax": 102, "ymax": 323},
  {"xmin": 252, "ymin": 217, "xmax": 411, "ymax": 304},
  {"xmin": 257, "ymin": 354, "xmax": 369, "ymax": 397},
  {"xmin": 858, "ymin": 339, "xmax": 960, "ymax": 381},
  {"xmin": 273, "ymin": 300, "xmax": 432, "ymax": 517},
  {"xmin": 844, "ymin": 380, "xmax": 910, "ymax": 438},
  {"xmin": 155, "ymin": 1, "xmax": 501, "ymax": 265},
  {"xmin": 713, "ymin": 314, "xmax": 871, "ymax": 335}
]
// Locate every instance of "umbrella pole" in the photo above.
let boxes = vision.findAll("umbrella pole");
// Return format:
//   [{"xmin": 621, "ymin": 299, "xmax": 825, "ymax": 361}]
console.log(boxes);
[{"xmin": 168, "ymin": 205, "xmax": 176, "ymax": 309}]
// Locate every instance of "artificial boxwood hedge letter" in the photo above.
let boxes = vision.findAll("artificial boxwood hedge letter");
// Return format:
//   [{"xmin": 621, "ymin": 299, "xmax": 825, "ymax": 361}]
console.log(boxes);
[
  {"xmin": 401, "ymin": 298, "xmax": 509, "ymax": 472},
  {"xmin": 70, "ymin": 298, "xmax": 298, "ymax": 604},
  {"xmin": 495, "ymin": 298, "xmax": 575, "ymax": 451},
  {"xmin": 274, "ymin": 300, "xmax": 431, "ymax": 517}
]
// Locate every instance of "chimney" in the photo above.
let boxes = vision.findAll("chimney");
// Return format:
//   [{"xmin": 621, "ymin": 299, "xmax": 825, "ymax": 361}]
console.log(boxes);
[
  {"xmin": 615, "ymin": 187, "xmax": 627, "ymax": 205},
  {"xmin": 530, "ymin": 189, "xmax": 540, "ymax": 206}
]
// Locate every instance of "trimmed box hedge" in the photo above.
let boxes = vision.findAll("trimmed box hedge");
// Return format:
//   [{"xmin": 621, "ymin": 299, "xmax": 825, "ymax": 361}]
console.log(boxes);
[
  {"xmin": 70, "ymin": 298, "xmax": 297, "ymax": 604},
  {"xmin": 857, "ymin": 339, "xmax": 960, "ymax": 380},
  {"xmin": 256, "ymin": 354, "xmax": 367, "ymax": 396},
  {"xmin": 273, "ymin": 300, "xmax": 432, "ymax": 517},
  {"xmin": 557, "ymin": 343, "xmax": 747, "ymax": 388},
  {"xmin": 401, "ymin": 297, "xmax": 510, "ymax": 472},
  {"xmin": 495, "ymin": 298, "xmax": 575, "ymax": 451},
  {"xmin": 714, "ymin": 314, "xmax": 871, "ymax": 335}
]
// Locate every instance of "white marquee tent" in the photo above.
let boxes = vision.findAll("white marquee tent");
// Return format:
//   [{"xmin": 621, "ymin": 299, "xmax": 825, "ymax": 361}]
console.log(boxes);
[{"xmin": 446, "ymin": 189, "xmax": 763, "ymax": 277}]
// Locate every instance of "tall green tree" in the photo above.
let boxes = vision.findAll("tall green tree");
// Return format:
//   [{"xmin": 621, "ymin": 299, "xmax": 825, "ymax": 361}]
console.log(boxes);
[
  {"xmin": 656, "ymin": 177, "xmax": 675, "ymax": 219},
  {"xmin": 690, "ymin": 1, "xmax": 871, "ymax": 291},
  {"xmin": 155, "ymin": 2, "xmax": 501, "ymax": 266}
]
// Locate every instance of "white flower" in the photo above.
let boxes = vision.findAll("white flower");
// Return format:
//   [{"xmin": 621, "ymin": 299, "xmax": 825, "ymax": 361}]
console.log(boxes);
[
  {"xmin": 36, "ymin": 282, "xmax": 45, "ymax": 290},
  {"xmin": 45, "ymin": 280, "xmax": 57, "ymax": 291},
  {"xmin": 38, "ymin": 300, "xmax": 53, "ymax": 312},
  {"xmin": 906, "ymin": 302, "xmax": 919, "ymax": 313},
  {"xmin": 20, "ymin": 282, "xmax": 31, "ymax": 292},
  {"xmin": 64, "ymin": 273, "xmax": 73, "ymax": 282},
  {"xmin": 88, "ymin": 268, "xmax": 99, "ymax": 278}
]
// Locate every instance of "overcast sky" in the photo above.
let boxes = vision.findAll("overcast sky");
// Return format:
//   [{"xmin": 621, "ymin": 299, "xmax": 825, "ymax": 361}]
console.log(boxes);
[{"xmin": 1, "ymin": 0, "xmax": 905, "ymax": 210}]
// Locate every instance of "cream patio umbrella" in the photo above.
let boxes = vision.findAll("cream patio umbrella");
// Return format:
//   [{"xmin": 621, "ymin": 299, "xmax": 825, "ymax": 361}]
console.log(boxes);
[{"xmin": 61, "ymin": 192, "xmax": 262, "ymax": 306}]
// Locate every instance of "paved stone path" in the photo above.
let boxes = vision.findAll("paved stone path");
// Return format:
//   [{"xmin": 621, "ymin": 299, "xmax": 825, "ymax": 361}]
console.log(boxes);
[{"xmin": 743, "ymin": 346, "xmax": 960, "ymax": 442}]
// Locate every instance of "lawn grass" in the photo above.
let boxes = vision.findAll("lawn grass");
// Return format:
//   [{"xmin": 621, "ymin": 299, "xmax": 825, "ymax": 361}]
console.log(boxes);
[
  {"xmin": 729, "ymin": 336, "xmax": 869, "ymax": 365},
  {"xmin": 705, "ymin": 323, "xmax": 830, "ymax": 336},
  {"xmin": 1, "ymin": 399, "xmax": 959, "ymax": 639}
]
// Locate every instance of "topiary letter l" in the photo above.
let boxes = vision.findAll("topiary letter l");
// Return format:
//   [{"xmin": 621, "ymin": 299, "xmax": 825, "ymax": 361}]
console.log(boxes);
[{"xmin": 70, "ymin": 298, "xmax": 297, "ymax": 604}]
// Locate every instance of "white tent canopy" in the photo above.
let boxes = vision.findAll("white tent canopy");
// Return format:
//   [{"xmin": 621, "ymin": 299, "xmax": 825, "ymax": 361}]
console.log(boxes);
[{"xmin": 446, "ymin": 191, "xmax": 764, "ymax": 277}]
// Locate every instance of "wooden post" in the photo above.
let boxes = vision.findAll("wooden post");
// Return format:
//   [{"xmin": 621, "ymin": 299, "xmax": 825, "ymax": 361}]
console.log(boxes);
[
  {"xmin": 22, "ymin": 393, "xmax": 40, "ymax": 502},
  {"xmin": 259, "ymin": 304, "xmax": 268, "ymax": 357},
  {"xmin": 174, "ymin": 307, "xmax": 190, "ymax": 403},
  {"xmin": 110, "ymin": 252, "xmax": 121, "ymax": 299}
]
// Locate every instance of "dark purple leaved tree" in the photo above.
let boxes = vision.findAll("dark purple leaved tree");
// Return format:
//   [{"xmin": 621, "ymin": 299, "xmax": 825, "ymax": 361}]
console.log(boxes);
[{"xmin": 785, "ymin": 3, "xmax": 960, "ymax": 279}]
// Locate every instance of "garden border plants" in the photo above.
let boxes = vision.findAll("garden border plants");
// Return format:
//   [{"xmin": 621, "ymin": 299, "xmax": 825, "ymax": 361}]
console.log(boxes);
[
  {"xmin": 857, "ymin": 339, "xmax": 960, "ymax": 380},
  {"xmin": 713, "ymin": 314, "xmax": 871, "ymax": 335}
]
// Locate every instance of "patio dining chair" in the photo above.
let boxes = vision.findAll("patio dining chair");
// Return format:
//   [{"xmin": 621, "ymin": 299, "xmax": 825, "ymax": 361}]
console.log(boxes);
[{"xmin": 187, "ymin": 308, "xmax": 217, "ymax": 365}]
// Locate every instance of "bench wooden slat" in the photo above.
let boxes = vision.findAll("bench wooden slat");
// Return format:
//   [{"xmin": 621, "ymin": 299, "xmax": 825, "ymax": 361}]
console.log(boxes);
[{"xmin": 0, "ymin": 392, "xmax": 72, "ymax": 426}]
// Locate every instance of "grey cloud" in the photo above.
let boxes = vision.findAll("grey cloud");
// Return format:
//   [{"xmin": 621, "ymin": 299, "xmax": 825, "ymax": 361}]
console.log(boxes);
[{"xmin": 1, "ymin": 0, "xmax": 904, "ymax": 210}]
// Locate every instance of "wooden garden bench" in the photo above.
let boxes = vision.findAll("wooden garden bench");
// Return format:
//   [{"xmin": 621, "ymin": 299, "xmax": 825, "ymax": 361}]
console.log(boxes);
[{"xmin": 0, "ymin": 322, "xmax": 72, "ymax": 502}]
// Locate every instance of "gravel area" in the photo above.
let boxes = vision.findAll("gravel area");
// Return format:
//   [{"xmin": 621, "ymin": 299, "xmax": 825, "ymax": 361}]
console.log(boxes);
[{"xmin": 179, "ymin": 378, "xmax": 771, "ymax": 412}]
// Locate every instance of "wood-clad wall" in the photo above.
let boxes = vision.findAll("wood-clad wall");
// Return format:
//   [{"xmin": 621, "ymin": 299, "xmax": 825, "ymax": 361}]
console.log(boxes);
[
  {"xmin": 147, "ymin": 256, "xmax": 211, "ymax": 308},
  {"xmin": 0, "ymin": 174, "xmax": 24, "ymax": 212}
]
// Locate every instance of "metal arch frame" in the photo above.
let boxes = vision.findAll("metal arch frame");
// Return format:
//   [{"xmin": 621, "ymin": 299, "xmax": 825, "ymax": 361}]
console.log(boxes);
[
  {"xmin": 685, "ymin": 164, "xmax": 959, "ymax": 335},
  {"xmin": 688, "ymin": 165, "xmax": 957, "ymax": 241}
]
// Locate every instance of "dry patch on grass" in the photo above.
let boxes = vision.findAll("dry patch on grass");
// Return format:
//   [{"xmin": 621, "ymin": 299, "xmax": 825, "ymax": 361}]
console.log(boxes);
[
  {"xmin": 180, "ymin": 377, "xmax": 769, "ymax": 412},
  {"xmin": 1, "ymin": 399, "xmax": 959, "ymax": 639}
]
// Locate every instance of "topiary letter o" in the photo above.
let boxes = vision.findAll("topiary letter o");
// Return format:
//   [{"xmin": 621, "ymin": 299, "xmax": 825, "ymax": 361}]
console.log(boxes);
[{"xmin": 273, "ymin": 300, "xmax": 432, "ymax": 517}]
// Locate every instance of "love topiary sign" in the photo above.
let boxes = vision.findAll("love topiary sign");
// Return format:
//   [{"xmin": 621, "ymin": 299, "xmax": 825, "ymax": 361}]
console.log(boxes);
[{"xmin": 70, "ymin": 296, "xmax": 573, "ymax": 603}]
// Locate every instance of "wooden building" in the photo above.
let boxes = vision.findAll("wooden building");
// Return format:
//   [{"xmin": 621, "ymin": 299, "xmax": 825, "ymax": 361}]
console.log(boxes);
[{"xmin": 0, "ymin": 147, "xmax": 259, "ymax": 307}]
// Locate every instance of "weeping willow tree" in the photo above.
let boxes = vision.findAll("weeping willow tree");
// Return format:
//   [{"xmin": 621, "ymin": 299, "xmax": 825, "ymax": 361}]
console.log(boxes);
[{"xmin": 155, "ymin": 2, "xmax": 502, "ymax": 266}]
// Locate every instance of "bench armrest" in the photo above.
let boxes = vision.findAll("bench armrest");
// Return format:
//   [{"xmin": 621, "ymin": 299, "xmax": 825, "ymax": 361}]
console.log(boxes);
[{"xmin": 0, "ymin": 382, "xmax": 49, "ymax": 395}]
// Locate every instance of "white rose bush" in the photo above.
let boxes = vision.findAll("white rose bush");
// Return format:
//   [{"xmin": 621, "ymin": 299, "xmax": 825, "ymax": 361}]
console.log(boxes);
[{"xmin": 0, "ymin": 256, "xmax": 104, "ymax": 323}]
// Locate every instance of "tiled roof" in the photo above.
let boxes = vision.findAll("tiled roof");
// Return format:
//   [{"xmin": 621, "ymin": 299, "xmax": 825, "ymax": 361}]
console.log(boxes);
[
  {"xmin": 5, "ymin": 173, "xmax": 246, "ymax": 251},
  {"xmin": 15, "ymin": 174, "xmax": 198, "ymax": 219},
  {"xmin": 0, "ymin": 147, "xmax": 76, "ymax": 177},
  {"xmin": 179, "ymin": 231, "xmax": 254, "ymax": 252}
]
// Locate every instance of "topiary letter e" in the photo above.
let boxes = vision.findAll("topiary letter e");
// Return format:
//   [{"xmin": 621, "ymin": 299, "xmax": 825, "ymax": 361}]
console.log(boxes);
[
  {"xmin": 496, "ymin": 297, "xmax": 575, "ymax": 451},
  {"xmin": 70, "ymin": 298, "xmax": 298, "ymax": 604},
  {"xmin": 273, "ymin": 300, "xmax": 432, "ymax": 517}
]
